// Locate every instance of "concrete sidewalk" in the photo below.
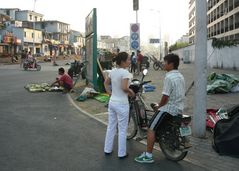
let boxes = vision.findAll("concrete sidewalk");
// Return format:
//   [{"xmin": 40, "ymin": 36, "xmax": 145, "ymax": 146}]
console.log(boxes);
[{"xmin": 69, "ymin": 63, "xmax": 239, "ymax": 171}]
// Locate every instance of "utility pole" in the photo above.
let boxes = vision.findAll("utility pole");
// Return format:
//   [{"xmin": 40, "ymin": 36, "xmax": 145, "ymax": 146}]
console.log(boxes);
[
  {"xmin": 33, "ymin": 0, "xmax": 36, "ymax": 55},
  {"xmin": 133, "ymin": 0, "xmax": 139, "ymax": 23},
  {"xmin": 133, "ymin": 0, "xmax": 139, "ymax": 56},
  {"xmin": 193, "ymin": 0, "xmax": 207, "ymax": 137}
]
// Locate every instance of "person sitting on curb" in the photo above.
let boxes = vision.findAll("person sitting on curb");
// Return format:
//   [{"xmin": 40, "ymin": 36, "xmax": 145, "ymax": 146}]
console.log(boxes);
[
  {"xmin": 51, "ymin": 67, "xmax": 73, "ymax": 93},
  {"xmin": 134, "ymin": 53, "xmax": 187, "ymax": 164}
]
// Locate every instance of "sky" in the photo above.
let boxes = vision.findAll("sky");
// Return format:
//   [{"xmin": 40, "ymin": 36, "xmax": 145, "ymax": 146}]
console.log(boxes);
[{"xmin": 1, "ymin": 0, "xmax": 189, "ymax": 45}]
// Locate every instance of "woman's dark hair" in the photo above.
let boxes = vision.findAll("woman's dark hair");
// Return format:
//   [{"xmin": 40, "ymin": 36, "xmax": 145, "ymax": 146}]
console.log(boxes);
[
  {"xmin": 163, "ymin": 53, "xmax": 180, "ymax": 69},
  {"xmin": 115, "ymin": 52, "xmax": 129, "ymax": 65},
  {"xmin": 58, "ymin": 67, "xmax": 65, "ymax": 73}
]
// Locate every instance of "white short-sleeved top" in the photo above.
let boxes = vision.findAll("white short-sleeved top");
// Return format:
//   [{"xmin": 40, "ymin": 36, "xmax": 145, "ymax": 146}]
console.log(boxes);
[
  {"xmin": 109, "ymin": 68, "xmax": 132, "ymax": 104},
  {"xmin": 159, "ymin": 70, "xmax": 185, "ymax": 115}
]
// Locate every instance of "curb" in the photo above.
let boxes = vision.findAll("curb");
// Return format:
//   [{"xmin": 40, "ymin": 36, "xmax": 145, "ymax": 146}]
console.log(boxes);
[{"xmin": 67, "ymin": 94, "xmax": 108, "ymax": 126}]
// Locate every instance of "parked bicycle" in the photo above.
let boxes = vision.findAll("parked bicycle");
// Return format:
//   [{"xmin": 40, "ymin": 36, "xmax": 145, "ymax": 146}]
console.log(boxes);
[{"xmin": 128, "ymin": 69, "xmax": 192, "ymax": 161}]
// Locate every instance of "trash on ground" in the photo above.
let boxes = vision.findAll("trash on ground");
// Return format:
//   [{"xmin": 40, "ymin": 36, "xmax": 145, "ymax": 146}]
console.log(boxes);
[
  {"xmin": 143, "ymin": 84, "xmax": 156, "ymax": 92},
  {"xmin": 206, "ymin": 107, "xmax": 229, "ymax": 130},
  {"xmin": 25, "ymin": 83, "xmax": 64, "ymax": 92},
  {"xmin": 76, "ymin": 87, "xmax": 99, "ymax": 101},
  {"xmin": 207, "ymin": 72, "xmax": 239, "ymax": 94},
  {"xmin": 93, "ymin": 93, "xmax": 110, "ymax": 103}
]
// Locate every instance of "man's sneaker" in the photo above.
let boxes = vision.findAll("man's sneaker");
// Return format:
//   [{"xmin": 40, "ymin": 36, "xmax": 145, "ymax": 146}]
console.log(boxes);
[{"xmin": 134, "ymin": 152, "xmax": 154, "ymax": 163}]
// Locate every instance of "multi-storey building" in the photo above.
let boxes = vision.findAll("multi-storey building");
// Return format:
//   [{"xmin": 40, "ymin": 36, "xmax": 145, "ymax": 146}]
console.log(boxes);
[
  {"xmin": 69, "ymin": 30, "xmax": 84, "ymax": 55},
  {"xmin": 0, "ymin": 8, "xmax": 75, "ymax": 56},
  {"xmin": 0, "ymin": 12, "xmax": 22, "ymax": 56},
  {"xmin": 35, "ymin": 20, "xmax": 70, "ymax": 55},
  {"xmin": 189, "ymin": 0, "xmax": 239, "ymax": 44},
  {"xmin": 189, "ymin": 0, "xmax": 196, "ymax": 44},
  {"xmin": 207, "ymin": 0, "xmax": 239, "ymax": 41},
  {"xmin": 0, "ymin": 8, "xmax": 20, "ymax": 20},
  {"xmin": 98, "ymin": 35, "xmax": 130, "ymax": 53},
  {"xmin": 0, "ymin": 9, "xmax": 44, "ymax": 54}
]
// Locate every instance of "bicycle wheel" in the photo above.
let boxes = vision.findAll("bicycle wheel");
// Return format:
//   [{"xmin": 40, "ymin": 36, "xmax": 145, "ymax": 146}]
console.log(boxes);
[
  {"xmin": 127, "ymin": 105, "xmax": 138, "ymax": 140},
  {"xmin": 153, "ymin": 62, "xmax": 160, "ymax": 70}
]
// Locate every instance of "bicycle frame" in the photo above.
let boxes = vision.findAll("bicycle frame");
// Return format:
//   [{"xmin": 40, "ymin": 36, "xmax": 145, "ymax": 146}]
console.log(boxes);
[{"xmin": 130, "ymin": 91, "xmax": 155, "ymax": 138}]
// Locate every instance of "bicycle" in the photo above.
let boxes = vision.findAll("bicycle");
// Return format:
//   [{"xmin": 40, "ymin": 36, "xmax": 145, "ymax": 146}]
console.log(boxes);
[{"xmin": 127, "ymin": 69, "xmax": 154, "ymax": 139}]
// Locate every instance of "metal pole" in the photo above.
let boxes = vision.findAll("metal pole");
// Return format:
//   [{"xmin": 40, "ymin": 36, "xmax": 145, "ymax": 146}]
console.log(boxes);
[
  {"xmin": 33, "ymin": 0, "xmax": 36, "ymax": 55},
  {"xmin": 136, "ymin": 10, "xmax": 138, "ymax": 23},
  {"xmin": 193, "ymin": 0, "xmax": 207, "ymax": 138},
  {"xmin": 158, "ymin": 11, "xmax": 162, "ymax": 60},
  {"xmin": 150, "ymin": 9, "xmax": 161, "ymax": 60}
]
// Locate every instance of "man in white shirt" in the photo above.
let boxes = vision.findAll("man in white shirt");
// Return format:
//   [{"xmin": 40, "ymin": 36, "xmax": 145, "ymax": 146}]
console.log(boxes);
[{"xmin": 135, "ymin": 53, "xmax": 185, "ymax": 163}]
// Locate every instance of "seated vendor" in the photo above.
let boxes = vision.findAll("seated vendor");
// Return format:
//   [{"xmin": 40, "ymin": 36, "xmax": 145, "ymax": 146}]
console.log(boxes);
[{"xmin": 51, "ymin": 67, "xmax": 73, "ymax": 92}]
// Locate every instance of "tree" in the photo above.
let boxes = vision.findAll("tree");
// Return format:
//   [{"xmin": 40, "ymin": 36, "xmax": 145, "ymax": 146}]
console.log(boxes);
[{"xmin": 169, "ymin": 42, "xmax": 189, "ymax": 51}]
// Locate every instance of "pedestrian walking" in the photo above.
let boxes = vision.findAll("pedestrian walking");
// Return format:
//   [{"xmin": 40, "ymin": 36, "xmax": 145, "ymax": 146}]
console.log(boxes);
[
  {"xmin": 136, "ymin": 50, "xmax": 143, "ymax": 74},
  {"xmin": 103, "ymin": 52, "xmax": 135, "ymax": 158}
]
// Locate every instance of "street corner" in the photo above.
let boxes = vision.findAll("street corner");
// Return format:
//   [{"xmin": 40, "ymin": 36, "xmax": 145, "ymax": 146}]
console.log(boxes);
[{"xmin": 69, "ymin": 87, "xmax": 108, "ymax": 115}]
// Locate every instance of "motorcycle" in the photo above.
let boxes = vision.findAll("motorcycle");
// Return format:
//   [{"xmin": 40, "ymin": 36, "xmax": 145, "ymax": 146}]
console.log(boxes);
[
  {"xmin": 128, "ymin": 69, "xmax": 192, "ymax": 161},
  {"xmin": 23, "ymin": 60, "xmax": 41, "ymax": 71}
]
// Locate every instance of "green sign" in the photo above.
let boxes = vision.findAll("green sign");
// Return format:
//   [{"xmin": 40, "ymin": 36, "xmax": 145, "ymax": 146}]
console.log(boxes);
[{"xmin": 85, "ymin": 8, "xmax": 98, "ymax": 90}]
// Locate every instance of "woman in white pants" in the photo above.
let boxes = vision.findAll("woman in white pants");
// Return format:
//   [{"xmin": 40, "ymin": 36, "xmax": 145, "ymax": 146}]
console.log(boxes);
[{"xmin": 104, "ymin": 52, "xmax": 135, "ymax": 158}]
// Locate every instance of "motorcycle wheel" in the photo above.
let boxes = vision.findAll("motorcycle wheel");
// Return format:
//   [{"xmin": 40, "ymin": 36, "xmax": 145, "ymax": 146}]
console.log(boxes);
[
  {"xmin": 127, "ymin": 106, "xmax": 138, "ymax": 140},
  {"xmin": 158, "ymin": 128, "xmax": 188, "ymax": 161},
  {"xmin": 36, "ymin": 65, "xmax": 41, "ymax": 71},
  {"xmin": 153, "ymin": 62, "xmax": 160, "ymax": 70}
]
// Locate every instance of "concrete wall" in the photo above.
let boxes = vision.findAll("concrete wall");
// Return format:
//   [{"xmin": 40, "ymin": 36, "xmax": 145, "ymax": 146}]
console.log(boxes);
[{"xmin": 173, "ymin": 39, "xmax": 239, "ymax": 70}]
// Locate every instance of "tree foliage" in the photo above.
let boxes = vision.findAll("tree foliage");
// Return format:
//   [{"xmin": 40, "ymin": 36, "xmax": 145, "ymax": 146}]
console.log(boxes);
[
  {"xmin": 211, "ymin": 38, "xmax": 239, "ymax": 49},
  {"xmin": 169, "ymin": 42, "xmax": 189, "ymax": 51}
]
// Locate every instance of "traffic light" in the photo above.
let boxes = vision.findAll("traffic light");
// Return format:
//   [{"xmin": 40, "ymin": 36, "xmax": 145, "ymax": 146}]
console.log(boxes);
[
  {"xmin": 130, "ymin": 23, "xmax": 140, "ymax": 50},
  {"xmin": 133, "ymin": 0, "xmax": 139, "ymax": 11}
]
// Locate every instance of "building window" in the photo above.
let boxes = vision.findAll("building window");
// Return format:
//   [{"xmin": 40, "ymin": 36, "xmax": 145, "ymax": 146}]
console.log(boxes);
[
  {"xmin": 32, "ymin": 33, "xmax": 34, "ymax": 38},
  {"xmin": 29, "ymin": 15, "xmax": 32, "ymax": 20},
  {"xmin": 6, "ymin": 10, "xmax": 10, "ymax": 16},
  {"xmin": 235, "ymin": 13, "xmax": 239, "ymax": 28},
  {"xmin": 24, "ymin": 32, "xmax": 26, "ymax": 37},
  {"xmin": 35, "ymin": 16, "xmax": 37, "ymax": 21},
  {"xmin": 235, "ymin": 0, "xmax": 239, "ymax": 8},
  {"xmin": 235, "ymin": 34, "xmax": 239, "ymax": 40}
]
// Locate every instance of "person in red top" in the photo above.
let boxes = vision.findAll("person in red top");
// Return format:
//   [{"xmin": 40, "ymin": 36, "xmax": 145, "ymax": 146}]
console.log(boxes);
[
  {"xmin": 51, "ymin": 67, "xmax": 73, "ymax": 92},
  {"xmin": 136, "ymin": 50, "xmax": 144, "ymax": 73}
]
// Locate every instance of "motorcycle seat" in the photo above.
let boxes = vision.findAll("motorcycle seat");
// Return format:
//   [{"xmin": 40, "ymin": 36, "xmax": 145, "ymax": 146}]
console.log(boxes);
[{"xmin": 174, "ymin": 114, "xmax": 191, "ymax": 123}]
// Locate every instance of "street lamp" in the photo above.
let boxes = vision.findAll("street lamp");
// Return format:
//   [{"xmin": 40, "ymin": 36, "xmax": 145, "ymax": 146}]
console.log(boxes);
[{"xmin": 149, "ymin": 9, "xmax": 162, "ymax": 60}]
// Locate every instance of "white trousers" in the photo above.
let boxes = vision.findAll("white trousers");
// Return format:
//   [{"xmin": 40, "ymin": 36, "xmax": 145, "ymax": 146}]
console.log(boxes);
[{"xmin": 104, "ymin": 101, "xmax": 129, "ymax": 157}]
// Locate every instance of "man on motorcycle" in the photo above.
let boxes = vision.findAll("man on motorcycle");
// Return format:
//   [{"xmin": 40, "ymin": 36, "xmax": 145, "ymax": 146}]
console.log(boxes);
[
  {"xmin": 27, "ymin": 51, "xmax": 36, "ymax": 68},
  {"xmin": 135, "ymin": 53, "xmax": 186, "ymax": 163}
]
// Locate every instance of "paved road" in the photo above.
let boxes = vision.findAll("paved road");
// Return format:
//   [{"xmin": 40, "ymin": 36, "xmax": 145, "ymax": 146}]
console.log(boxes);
[{"xmin": 0, "ymin": 63, "xmax": 207, "ymax": 171}]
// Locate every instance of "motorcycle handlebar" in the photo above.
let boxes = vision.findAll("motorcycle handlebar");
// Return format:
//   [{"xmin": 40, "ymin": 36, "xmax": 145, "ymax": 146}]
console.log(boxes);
[{"xmin": 140, "ymin": 80, "xmax": 151, "ymax": 86}]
